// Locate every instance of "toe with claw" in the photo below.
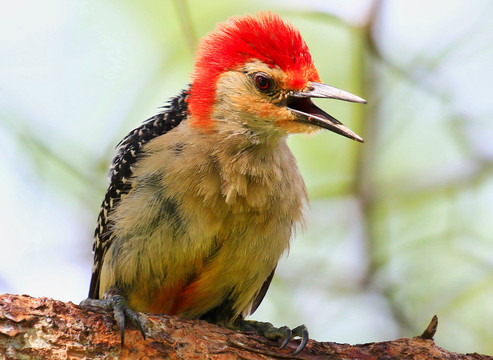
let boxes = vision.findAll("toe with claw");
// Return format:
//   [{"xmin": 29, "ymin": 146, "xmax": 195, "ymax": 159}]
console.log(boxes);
[
  {"xmin": 237, "ymin": 319, "xmax": 309, "ymax": 355},
  {"xmin": 80, "ymin": 293, "xmax": 146, "ymax": 346}
]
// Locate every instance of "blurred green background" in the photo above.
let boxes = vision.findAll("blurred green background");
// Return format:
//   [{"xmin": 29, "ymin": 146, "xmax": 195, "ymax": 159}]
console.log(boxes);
[{"xmin": 1, "ymin": 0, "xmax": 492, "ymax": 355}]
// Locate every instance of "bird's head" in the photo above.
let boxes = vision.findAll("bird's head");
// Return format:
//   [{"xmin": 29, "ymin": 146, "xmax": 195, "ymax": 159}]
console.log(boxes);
[{"xmin": 187, "ymin": 12, "xmax": 365, "ymax": 142}]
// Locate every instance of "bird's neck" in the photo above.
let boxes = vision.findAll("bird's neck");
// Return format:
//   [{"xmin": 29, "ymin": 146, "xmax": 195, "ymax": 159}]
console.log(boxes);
[
  {"xmin": 189, "ymin": 114, "xmax": 287, "ymax": 161},
  {"xmin": 181, "ymin": 119, "xmax": 301, "ymax": 207},
  {"xmin": 212, "ymin": 127, "xmax": 285, "ymax": 160}
]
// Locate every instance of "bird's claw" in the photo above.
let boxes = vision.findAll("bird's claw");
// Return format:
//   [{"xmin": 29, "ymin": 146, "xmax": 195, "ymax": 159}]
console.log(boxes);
[
  {"xmin": 111, "ymin": 294, "xmax": 146, "ymax": 345},
  {"xmin": 80, "ymin": 295, "xmax": 146, "ymax": 346},
  {"xmin": 291, "ymin": 324, "xmax": 309, "ymax": 355},
  {"xmin": 238, "ymin": 320, "xmax": 309, "ymax": 355},
  {"xmin": 279, "ymin": 326, "xmax": 292, "ymax": 349}
]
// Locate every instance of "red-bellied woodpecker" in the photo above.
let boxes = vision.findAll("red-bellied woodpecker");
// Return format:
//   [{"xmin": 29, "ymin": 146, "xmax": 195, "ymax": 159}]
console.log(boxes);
[{"xmin": 81, "ymin": 12, "xmax": 365, "ymax": 355}]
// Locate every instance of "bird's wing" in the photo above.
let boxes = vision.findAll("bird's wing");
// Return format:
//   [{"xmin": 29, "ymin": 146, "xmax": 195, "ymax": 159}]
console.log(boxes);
[
  {"xmin": 250, "ymin": 266, "xmax": 276, "ymax": 315},
  {"xmin": 89, "ymin": 88, "xmax": 190, "ymax": 299}
]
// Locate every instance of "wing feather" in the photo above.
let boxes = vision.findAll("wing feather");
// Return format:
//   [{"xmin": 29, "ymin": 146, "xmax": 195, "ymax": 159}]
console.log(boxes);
[{"xmin": 89, "ymin": 89, "xmax": 190, "ymax": 298}]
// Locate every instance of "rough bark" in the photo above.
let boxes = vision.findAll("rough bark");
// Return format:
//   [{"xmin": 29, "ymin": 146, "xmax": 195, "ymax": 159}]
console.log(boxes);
[{"xmin": 0, "ymin": 294, "xmax": 490, "ymax": 359}]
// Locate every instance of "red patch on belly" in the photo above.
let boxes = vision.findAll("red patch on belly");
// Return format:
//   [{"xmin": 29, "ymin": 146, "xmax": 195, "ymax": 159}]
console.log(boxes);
[
  {"xmin": 170, "ymin": 280, "xmax": 204, "ymax": 315},
  {"xmin": 146, "ymin": 284, "xmax": 184, "ymax": 314}
]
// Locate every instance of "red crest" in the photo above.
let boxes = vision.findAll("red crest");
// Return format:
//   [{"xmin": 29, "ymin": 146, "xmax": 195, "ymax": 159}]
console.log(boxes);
[{"xmin": 188, "ymin": 12, "xmax": 320, "ymax": 127}]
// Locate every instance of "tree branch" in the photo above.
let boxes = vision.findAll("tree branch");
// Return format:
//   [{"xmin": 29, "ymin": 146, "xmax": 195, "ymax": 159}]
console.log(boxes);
[{"xmin": 0, "ymin": 294, "xmax": 490, "ymax": 359}]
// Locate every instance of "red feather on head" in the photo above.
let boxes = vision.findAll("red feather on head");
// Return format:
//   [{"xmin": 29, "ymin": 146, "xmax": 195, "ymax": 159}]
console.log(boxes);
[{"xmin": 188, "ymin": 12, "xmax": 321, "ymax": 128}]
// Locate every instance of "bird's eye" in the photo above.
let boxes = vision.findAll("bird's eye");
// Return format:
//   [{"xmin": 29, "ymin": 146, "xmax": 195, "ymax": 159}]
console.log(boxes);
[{"xmin": 254, "ymin": 73, "xmax": 273, "ymax": 92}]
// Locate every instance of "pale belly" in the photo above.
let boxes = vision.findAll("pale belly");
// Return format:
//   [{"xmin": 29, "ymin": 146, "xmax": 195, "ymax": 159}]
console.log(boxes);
[{"xmin": 100, "ymin": 126, "xmax": 308, "ymax": 322}]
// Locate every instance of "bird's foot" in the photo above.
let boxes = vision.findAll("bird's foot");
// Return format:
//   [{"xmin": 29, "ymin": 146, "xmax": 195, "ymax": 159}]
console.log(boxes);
[
  {"xmin": 237, "ymin": 319, "xmax": 309, "ymax": 355},
  {"xmin": 80, "ymin": 293, "xmax": 146, "ymax": 346}
]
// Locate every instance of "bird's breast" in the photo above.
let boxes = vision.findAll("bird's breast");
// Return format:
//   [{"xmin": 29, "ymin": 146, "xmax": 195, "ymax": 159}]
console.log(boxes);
[{"xmin": 108, "ymin": 123, "xmax": 308, "ymax": 318}]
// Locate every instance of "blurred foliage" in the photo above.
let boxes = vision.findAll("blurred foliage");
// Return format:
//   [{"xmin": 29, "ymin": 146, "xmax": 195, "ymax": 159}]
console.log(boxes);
[{"xmin": 0, "ymin": 0, "xmax": 492, "ymax": 355}]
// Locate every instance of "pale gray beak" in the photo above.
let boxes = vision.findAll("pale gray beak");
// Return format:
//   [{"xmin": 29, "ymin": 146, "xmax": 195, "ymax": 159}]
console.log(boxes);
[{"xmin": 287, "ymin": 82, "xmax": 366, "ymax": 142}]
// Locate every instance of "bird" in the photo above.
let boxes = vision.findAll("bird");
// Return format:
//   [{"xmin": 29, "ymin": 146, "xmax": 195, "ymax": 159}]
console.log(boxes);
[{"xmin": 81, "ymin": 12, "xmax": 365, "ymax": 355}]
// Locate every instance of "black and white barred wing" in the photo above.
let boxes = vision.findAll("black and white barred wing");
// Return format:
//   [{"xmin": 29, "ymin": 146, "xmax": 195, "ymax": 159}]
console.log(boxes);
[{"xmin": 89, "ymin": 89, "xmax": 189, "ymax": 298}]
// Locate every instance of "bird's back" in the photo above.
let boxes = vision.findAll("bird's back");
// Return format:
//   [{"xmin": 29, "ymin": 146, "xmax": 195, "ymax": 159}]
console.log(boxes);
[{"xmin": 89, "ymin": 89, "xmax": 190, "ymax": 299}]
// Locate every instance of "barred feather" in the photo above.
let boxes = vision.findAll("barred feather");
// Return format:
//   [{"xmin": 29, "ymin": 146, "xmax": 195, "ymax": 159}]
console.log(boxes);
[{"xmin": 89, "ymin": 89, "xmax": 190, "ymax": 298}]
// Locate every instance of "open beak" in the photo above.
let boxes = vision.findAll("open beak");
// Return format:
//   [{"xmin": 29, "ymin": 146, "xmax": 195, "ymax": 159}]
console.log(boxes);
[{"xmin": 287, "ymin": 82, "xmax": 366, "ymax": 142}]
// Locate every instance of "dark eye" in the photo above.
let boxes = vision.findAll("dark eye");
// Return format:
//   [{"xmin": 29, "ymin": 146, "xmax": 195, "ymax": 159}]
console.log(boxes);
[{"xmin": 254, "ymin": 73, "xmax": 273, "ymax": 92}]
